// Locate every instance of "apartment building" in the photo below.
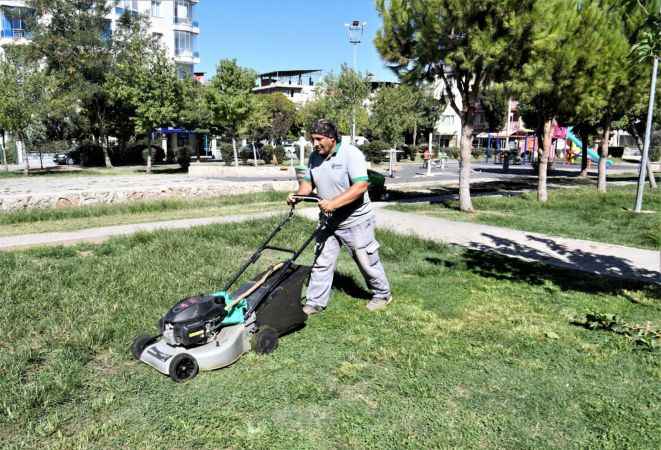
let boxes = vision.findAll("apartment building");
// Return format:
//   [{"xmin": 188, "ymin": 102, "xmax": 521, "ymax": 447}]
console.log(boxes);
[{"xmin": 0, "ymin": 0, "xmax": 201, "ymax": 78}]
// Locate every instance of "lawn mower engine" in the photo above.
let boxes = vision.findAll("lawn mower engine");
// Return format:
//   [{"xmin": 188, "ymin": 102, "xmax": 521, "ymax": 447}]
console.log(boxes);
[{"xmin": 159, "ymin": 294, "xmax": 227, "ymax": 347}]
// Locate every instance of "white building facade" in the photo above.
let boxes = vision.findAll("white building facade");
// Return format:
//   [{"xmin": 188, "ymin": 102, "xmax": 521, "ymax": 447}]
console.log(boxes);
[{"xmin": 0, "ymin": 0, "xmax": 200, "ymax": 78}]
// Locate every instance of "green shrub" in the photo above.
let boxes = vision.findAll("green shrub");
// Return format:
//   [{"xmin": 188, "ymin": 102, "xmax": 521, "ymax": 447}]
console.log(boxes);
[
  {"xmin": 261, "ymin": 145, "xmax": 274, "ymax": 164},
  {"xmin": 2, "ymin": 139, "xmax": 18, "ymax": 164},
  {"xmin": 471, "ymin": 147, "xmax": 483, "ymax": 159},
  {"xmin": 176, "ymin": 146, "xmax": 191, "ymax": 169},
  {"xmin": 273, "ymin": 145, "xmax": 287, "ymax": 165},
  {"xmin": 218, "ymin": 143, "xmax": 234, "ymax": 164},
  {"xmin": 139, "ymin": 144, "xmax": 165, "ymax": 164},
  {"xmin": 238, "ymin": 146, "xmax": 252, "ymax": 163},
  {"xmin": 649, "ymin": 146, "xmax": 661, "ymax": 162},
  {"xmin": 442, "ymin": 147, "xmax": 460, "ymax": 159},
  {"xmin": 360, "ymin": 141, "xmax": 388, "ymax": 164}
]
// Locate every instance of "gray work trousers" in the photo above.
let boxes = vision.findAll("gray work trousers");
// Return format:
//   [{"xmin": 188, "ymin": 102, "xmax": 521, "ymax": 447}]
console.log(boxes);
[{"xmin": 306, "ymin": 217, "xmax": 391, "ymax": 309}]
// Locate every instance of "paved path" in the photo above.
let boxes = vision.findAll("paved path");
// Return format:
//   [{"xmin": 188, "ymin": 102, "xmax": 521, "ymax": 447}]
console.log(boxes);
[
  {"xmin": 299, "ymin": 205, "xmax": 661, "ymax": 284},
  {"xmin": 2, "ymin": 205, "xmax": 658, "ymax": 284}
]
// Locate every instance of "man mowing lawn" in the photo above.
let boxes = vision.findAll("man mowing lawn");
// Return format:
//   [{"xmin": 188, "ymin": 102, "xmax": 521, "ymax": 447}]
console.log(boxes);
[{"xmin": 288, "ymin": 119, "xmax": 392, "ymax": 315}]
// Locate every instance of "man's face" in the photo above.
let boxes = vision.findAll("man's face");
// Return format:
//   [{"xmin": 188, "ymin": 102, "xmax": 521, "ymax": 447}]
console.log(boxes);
[{"xmin": 311, "ymin": 133, "xmax": 336, "ymax": 156}]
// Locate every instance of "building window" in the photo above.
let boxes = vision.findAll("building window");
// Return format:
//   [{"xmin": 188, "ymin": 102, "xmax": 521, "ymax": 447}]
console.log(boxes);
[
  {"xmin": 1, "ymin": 6, "xmax": 33, "ymax": 40},
  {"xmin": 151, "ymin": 0, "xmax": 161, "ymax": 17},
  {"xmin": 174, "ymin": 0, "xmax": 192, "ymax": 24},
  {"xmin": 176, "ymin": 64, "xmax": 194, "ymax": 79},
  {"xmin": 101, "ymin": 19, "xmax": 112, "ymax": 41},
  {"xmin": 122, "ymin": 0, "xmax": 138, "ymax": 12},
  {"xmin": 175, "ymin": 31, "xmax": 196, "ymax": 57}
]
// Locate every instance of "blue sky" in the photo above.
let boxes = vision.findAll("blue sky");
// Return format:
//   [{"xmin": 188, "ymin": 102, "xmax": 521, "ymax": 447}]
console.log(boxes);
[{"xmin": 195, "ymin": 0, "xmax": 397, "ymax": 81}]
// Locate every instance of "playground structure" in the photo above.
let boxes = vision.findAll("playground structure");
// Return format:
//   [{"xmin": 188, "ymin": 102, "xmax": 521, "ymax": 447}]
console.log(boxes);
[{"xmin": 473, "ymin": 122, "xmax": 615, "ymax": 168}]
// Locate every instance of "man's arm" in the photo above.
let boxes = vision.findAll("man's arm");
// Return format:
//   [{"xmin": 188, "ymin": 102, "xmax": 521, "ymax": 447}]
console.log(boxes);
[
  {"xmin": 287, "ymin": 180, "xmax": 314, "ymax": 205},
  {"xmin": 318, "ymin": 181, "xmax": 367, "ymax": 214}
]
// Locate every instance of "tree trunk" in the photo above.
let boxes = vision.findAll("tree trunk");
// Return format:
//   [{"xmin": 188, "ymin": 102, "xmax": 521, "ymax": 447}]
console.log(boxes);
[
  {"xmin": 537, "ymin": 119, "xmax": 553, "ymax": 202},
  {"xmin": 597, "ymin": 124, "xmax": 609, "ymax": 193},
  {"xmin": 458, "ymin": 119, "xmax": 474, "ymax": 212},
  {"xmin": 1, "ymin": 131, "xmax": 7, "ymax": 172},
  {"xmin": 646, "ymin": 161, "xmax": 657, "ymax": 189},
  {"xmin": 102, "ymin": 133, "xmax": 113, "ymax": 168},
  {"xmin": 20, "ymin": 133, "xmax": 29, "ymax": 176},
  {"xmin": 412, "ymin": 121, "xmax": 417, "ymax": 149},
  {"xmin": 146, "ymin": 133, "xmax": 153, "ymax": 174},
  {"xmin": 232, "ymin": 138, "xmax": 238, "ymax": 167},
  {"xmin": 579, "ymin": 130, "xmax": 589, "ymax": 177}
]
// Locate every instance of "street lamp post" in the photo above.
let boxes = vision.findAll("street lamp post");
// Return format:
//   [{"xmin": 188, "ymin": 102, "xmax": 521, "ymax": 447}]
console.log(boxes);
[
  {"xmin": 634, "ymin": 56, "xmax": 658, "ymax": 212},
  {"xmin": 345, "ymin": 20, "xmax": 366, "ymax": 144}
]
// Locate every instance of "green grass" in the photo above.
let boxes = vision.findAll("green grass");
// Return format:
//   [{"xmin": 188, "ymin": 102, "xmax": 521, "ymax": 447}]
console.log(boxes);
[
  {"xmin": 0, "ymin": 192, "xmax": 289, "ymax": 236},
  {"xmin": 1, "ymin": 217, "xmax": 659, "ymax": 449},
  {"xmin": 390, "ymin": 185, "xmax": 661, "ymax": 250}
]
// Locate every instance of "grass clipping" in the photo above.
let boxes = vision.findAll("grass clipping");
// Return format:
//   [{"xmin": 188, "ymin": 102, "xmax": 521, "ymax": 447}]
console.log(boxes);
[{"xmin": 574, "ymin": 313, "xmax": 660, "ymax": 350}]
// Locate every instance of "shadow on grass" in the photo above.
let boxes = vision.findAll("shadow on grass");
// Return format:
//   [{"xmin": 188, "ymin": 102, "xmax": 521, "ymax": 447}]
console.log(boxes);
[
  {"xmin": 459, "ymin": 232, "xmax": 661, "ymax": 294},
  {"xmin": 383, "ymin": 177, "xmax": 599, "ymax": 205},
  {"xmin": 332, "ymin": 271, "xmax": 372, "ymax": 300},
  {"xmin": 425, "ymin": 249, "xmax": 660, "ymax": 301}
]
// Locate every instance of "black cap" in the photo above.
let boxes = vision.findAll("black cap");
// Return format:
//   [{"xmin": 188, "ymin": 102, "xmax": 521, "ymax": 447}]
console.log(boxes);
[{"xmin": 310, "ymin": 119, "xmax": 339, "ymax": 141}]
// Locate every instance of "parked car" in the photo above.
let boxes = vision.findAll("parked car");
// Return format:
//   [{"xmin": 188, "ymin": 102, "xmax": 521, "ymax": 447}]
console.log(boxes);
[{"xmin": 54, "ymin": 144, "xmax": 106, "ymax": 166}]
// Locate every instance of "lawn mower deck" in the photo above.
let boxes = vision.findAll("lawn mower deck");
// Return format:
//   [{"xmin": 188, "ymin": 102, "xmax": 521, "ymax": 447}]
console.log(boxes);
[{"xmin": 132, "ymin": 196, "xmax": 321, "ymax": 382}]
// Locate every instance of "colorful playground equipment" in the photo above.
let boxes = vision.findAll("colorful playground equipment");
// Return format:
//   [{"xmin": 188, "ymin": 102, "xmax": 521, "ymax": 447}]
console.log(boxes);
[{"xmin": 565, "ymin": 127, "xmax": 614, "ymax": 168}]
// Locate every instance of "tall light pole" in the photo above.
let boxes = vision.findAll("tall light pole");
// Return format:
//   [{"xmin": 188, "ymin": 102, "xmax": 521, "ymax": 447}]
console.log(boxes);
[
  {"xmin": 345, "ymin": 20, "xmax": 366, "ymax": 144},
  {"xmin": 634, "ymin": 55, "xmax": 658, "ymax": 212}
]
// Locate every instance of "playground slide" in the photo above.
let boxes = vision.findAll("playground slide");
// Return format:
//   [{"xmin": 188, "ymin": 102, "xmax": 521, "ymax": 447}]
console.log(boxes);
[{"xmin": 566, "ymin": 127, "xmax": 613, "ymax": 168}]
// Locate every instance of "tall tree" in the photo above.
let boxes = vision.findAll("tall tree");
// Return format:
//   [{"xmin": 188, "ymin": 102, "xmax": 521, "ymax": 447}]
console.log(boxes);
[
  {"xmin": 178, "ymin": 77, "xmax": 213, "ymax": 161},
  {"xmin": 105, "ymin": 31, "xmax": 180, "ymax": 173},
  {"xmin": 306, "ymin": 67, "xmax": 370, "ymax": 137},
  {"xmin": 0, "ymin": 46, "xmax": 54, "ymax": 175},
  {"xmin": 512, "ymin": 0, "xmax": 591, "ymax": 202},
  {"xmin": 376, "ymin": 0, "xmax": 536, "ymax": 212},
  {"xmin": 28, "ymin": 0, "xmax": 115, "ymax": 167},
  {"xmin": 369, "ymin": 84, "xmax": 417, "ymax": 147},
  {"xmin": 564, "ymin": 0, "xmax": 630, "ymax": 192},
  {"xmin": 208, "ymin": 59, "xmax": 256, "ymax": 166}
]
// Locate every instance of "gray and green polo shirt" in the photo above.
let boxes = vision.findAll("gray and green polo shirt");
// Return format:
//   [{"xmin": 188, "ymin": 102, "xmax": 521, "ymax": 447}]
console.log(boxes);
[{"xmin": 304, "ymin": 142, "xmax": 373, "ymax": 229}]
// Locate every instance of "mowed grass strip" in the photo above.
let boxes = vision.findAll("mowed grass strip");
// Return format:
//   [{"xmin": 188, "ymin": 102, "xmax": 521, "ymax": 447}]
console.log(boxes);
[
  {"xmin": 1, "ymin": 216, "xmax": 659, "ymax": 449},
  {"xmin": 0, "ymin": 192, "xmax": 288, "ymax": 236},
  {"xmin": 390, "ymin": 185, "xmax": 661, "ymax": 250}
]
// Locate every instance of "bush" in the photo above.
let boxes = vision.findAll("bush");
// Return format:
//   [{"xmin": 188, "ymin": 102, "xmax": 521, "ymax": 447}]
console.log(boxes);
[
  {"xmin": 441, "ymin": 147, "xmax": 460, "ymax": 160},
  {"xmin": 2, "ymin": 139, "xmax": 18, "ymax": 164},
  {"xmin": 218, "ymin": 143, "xmax": 234, "ymax": 164},
  {"xmin": 238, "ymin": 146, "xmax": 252, "ymax": 163},
  {"xmin": 75, "ymin": 143, "xmax": 106, "ymax": 166},
  {"xmin": 261, "ymin": 145, "xmax": 274, "ymax": 164},
  {"xmin": 176, "ymin": 146, "xmax": 191, "ymax": 169},
  {"xmin": 471, "ymin": 147, "xmax": 483, "ymax": 159},
  {"xmin": 273, "ymin": 145, "xmax": 287, "ymax": 165},
  {"xmin": 360, "ymin": 141, "xmax": 388, "ymax": 164},
  {"xmin": 649, "ymin": 146, "xmax": 661, "ymax": 162},
  {"xmin": 140, "ymin": 144, "xmax": 165, "ymax": 164}
]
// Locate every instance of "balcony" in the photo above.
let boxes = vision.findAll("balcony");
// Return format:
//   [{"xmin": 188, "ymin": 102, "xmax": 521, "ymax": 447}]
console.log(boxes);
[
  {"xmin": 0, "ymin": 29, "xmax": 32, "ymax": 40},
  {"xmin": 174, "ymin": 50, "xmax": 200, "ymax": 64},
  {"xmin": 173, "ymin": 17, "xmax": 199, "ymax": 33}
]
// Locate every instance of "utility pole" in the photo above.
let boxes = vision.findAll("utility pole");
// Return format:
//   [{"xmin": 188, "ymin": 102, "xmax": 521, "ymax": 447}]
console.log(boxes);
[
  {"xmin": 345, "ymin": 20, "xmax": 366, "ymax": 144},
  {"xmin": 634, "ymin": 56, "xmax": 658, "ymax": 212}
]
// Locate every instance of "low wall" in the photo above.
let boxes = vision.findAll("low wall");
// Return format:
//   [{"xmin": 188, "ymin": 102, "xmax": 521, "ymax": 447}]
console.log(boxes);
[
  {"xmin": 188, "ymin": 163, "xmax": 296, "ymax": 178},
  {"xmin": 0, "ymin": 180, "xmax": 298, "ymax": 212}
]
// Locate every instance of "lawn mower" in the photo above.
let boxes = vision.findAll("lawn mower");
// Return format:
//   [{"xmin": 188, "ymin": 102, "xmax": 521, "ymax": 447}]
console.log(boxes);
[{"xmin": 131, "ymin": 195, "xmax": 323, "ymax": 382}]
